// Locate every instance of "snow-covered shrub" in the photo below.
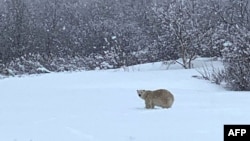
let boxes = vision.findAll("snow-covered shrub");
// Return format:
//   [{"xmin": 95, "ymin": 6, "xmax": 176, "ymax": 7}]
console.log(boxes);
[
  {"xmin": 3, "ymin": 54, "xmax": 50, "ymax": 75},
  {"xmin": 222, "ymin": 27, "xmax": 250, "ymax": 91}
]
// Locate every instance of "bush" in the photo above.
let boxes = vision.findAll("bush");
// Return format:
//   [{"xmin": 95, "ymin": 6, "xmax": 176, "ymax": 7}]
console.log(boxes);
[
  {"xmin": 221, "ymin": 26, "xmax": 250, "ymax": 91},
  {"xmin": 222, "ymin": 48, "xmax": 250, "ymax": 91},
  {"xmin": 195, "ymin": 63, "xmax": 225, "ymax": 85}
]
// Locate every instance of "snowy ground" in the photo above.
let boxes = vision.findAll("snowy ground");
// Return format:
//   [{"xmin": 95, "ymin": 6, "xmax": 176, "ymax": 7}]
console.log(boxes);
[{"xmin": 1, "ymin": 59, "xmax": 250, "ymax": 141}]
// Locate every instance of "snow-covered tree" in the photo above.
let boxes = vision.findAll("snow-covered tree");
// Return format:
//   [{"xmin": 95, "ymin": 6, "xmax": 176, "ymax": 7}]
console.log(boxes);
[
  {"xmin": 153, "ymin": 0, "xmax": 218, "ymax": 68},
  {"xmin": 222, "ymin": 27, "xmax": 250, "ymax": 91},
  {"xmin": 0, "ymin": 0, "xmax": 31, "ymax": 62},
  {"xmin": 220, "ymin": 0, "xmax": 250, "ymax": 90}
]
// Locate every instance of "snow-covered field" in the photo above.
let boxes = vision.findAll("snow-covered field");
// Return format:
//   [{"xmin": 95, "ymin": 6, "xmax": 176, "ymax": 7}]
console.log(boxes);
[{"xmin": 1, "ymin": 59, "xmax": 250, "ymax": 141}]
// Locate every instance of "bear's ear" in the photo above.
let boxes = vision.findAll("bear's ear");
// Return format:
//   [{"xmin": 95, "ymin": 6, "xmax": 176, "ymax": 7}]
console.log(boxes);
[{"xmin": 136, "ymin": 90, "xmax": 140, "ymax": 93}]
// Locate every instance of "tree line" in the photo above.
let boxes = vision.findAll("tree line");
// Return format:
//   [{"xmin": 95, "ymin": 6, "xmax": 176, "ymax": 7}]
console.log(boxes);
[{"xmin": 0, "ymin": 0, "xmax": 249, "ymax": 90}]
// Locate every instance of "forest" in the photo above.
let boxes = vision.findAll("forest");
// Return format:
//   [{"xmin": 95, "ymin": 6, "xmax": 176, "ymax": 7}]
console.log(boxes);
[{"xmin": 0, "ymin": 0, "xmax": 249, "ymax": 90}]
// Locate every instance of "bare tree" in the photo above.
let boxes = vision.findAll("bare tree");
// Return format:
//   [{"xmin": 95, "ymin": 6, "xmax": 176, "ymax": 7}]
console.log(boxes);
[{"xmin": 154, "ymin": 0, "xmax": 217, "ymax": 69}]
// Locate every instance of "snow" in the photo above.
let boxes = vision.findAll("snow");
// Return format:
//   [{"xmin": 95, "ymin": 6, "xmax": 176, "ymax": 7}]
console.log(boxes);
[
  {"xmin": 114, "ymin": 57, "xmax": 223, "ymax": 71},
  {"xmin": 111, "ymin": 36, "xmax": 117, "ymax": 40},
  {"xmin": 223, "ymin": 41, "xmax": 232, "ymax": 47},
  {"xmin": 1, "ymin": 58, "xmax": 250, "ymax": 141}
]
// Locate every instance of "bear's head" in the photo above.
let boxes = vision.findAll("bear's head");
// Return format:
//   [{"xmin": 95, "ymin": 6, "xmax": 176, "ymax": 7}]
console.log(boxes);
[{"xmin": 137, "ymin": 90, "xmax": 147, "ymax": 99}]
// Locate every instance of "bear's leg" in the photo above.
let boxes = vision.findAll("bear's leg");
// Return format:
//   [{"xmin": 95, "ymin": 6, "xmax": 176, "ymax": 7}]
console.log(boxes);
[
  {"xmin": 149, "ymin": 100, "xmax": 155, "ymax": 109},
  {"xmin": 145, "ymin": 100, "xmax": 154, "ymax": 109},
  {"xmin": 145, "ymin": 100, "xmax": 151, "ymax": 109},
  {"xmin": 150, "ymin": 104, "xmax": 155, "ymax": 109},
  {"xmin": 162, "ymin": 105, "xmax": 170, "ymax": 109},
  {"xmin": 162, "ymin": 106, "xmax": 169, "ymax": 109}
]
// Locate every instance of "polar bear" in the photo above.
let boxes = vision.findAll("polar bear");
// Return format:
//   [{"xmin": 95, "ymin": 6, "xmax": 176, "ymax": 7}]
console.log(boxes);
[{"xmin": 137, "ymin": 89, "xmax": 174, "ymax": 109}]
